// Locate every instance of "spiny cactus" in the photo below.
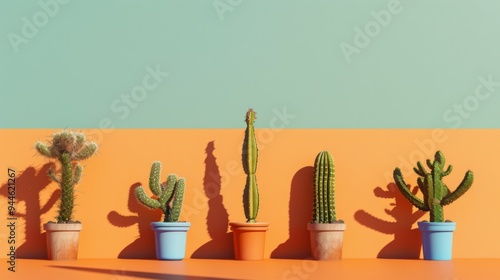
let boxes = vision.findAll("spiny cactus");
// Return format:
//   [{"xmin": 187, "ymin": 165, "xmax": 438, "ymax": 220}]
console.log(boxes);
[
  {"xmin": 312, "ymin": 150, "xmax": 337, "ymax": 223},
  {"xmin": 393, "ymin": 150, "xmax": 473, "ymax": 222},
  {"xmin": 242, "ymin": 109, "xmax": 259, "ymax": 223},
  {"xmin": 135, "ymin": 161, "xmax": 185, "ymax": 222},
  {"xmin": 35, "ymin": 130, "xmax": 98, "ymax": 223}
]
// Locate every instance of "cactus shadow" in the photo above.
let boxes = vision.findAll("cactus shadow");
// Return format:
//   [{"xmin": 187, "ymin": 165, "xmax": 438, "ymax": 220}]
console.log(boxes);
[
  {"xmin": 354, "ymin": 183, "xmax": 425, "ymax": 259},
  {"xmin": 107, "ymin": 182, "xmax": 162, "ymax": 259},
  {"xmin": 271, "ymin": 166, "xmax": 313, "ymax": 259},
  {"xmin": 191, "ymin": 141, "xmax": 234, "ymax": 259},
  {"xmin": 0, "ymin": 164, "xmax": 60, "ymax": 259}
]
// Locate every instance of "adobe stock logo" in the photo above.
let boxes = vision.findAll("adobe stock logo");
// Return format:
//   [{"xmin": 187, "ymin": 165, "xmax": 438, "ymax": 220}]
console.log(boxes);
[
  {"xmin": 443, "ymin": 74, "xmax": 500, "ymax": 128},
  {"xmin": 7, "ymin": 0, "xmax": 71, "ymax": 53},
  {"xmin": 339, "ymin": 0, "xmax": 403, "ymax": 63},
  {"xmin": 213, "ymin": 0, "xmax": 243, "ymax": 21},
  {"xmin": 87, "ymin": 64, "xmax": 169, "ymax": 145}
]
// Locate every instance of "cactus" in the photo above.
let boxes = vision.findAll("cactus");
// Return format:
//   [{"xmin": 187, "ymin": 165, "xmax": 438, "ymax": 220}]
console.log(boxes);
[
  {"xmin": 135, "ymin": 161, "xmax": 185, "ymax": 222},
  {"xmin": 393, "ymin": 150, "xmax": 473, "ymax": 222},
  {"xmin": 35, "ymin": 130, "xmax": 98, "ymax": 223},
  {"xmin": 312, "ymin": 150, "xmax": 337, "ymax": 223},
  {"xmin": 242, "ymin": 109, "xmax": 259, "ymax": 223}
]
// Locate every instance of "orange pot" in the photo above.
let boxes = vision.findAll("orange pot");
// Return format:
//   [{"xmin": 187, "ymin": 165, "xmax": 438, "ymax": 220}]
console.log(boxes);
[
  {"xmin": 44, "ymin": 223, "xmax": 82, "ymax": 260},
  {"xmin": 307, "ymin": 222, "xmax": 346, "ymax": 260},
  {"xmin": 229, "ymin": 222, "xmax": 269, "ymax": 260}
]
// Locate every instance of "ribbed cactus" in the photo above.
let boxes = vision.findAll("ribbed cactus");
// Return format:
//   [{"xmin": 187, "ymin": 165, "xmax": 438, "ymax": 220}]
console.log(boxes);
[
  {"xmin": 312, "ymin": 150, "xmax": 337, "ymax": 223},
  {"xmin": 35, "ymin": 130, "xmax": 98, "ymax": 223},
  {"xmin": 135, "ymin": 161, "xmax": 185, "ymax": 222},
  {"xmin": 242, "ymin": 109, "xmax": 259, "ymax": 223},
  {"xmin": 393, "ymin": 150, "xmax": 473, "ymax": 222}
]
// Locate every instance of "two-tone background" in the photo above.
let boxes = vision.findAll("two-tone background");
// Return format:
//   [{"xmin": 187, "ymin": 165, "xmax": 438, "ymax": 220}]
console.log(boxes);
[{"xmin": 1, "ymin": 0, "xmax": 500, "ymax": 259}]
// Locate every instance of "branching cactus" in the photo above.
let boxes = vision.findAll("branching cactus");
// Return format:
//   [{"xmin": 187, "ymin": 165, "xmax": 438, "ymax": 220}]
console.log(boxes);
[
  {"xmin": 35, "ymin": 130, "xmax": 98, "ymax": 223},
  {"xmin": 312, "ymin": 150, "xmax": 338, "ymax": 223},
  {"xmin": 393, "ymin": 150, "xmax": 474, "ymax": 222},
  {"xmin": 242, "ymin": 109, "xmax": 259, "ymax": 223},
  {"xmin": 135, "ymin": 161, "xmax": 185, "ymax": 222}
]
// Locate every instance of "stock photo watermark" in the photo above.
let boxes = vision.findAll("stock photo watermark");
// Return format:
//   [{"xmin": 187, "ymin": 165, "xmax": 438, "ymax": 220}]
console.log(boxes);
[
  {"xmin": 5, "ymin": 168, "xmax": 17, "ymax": 272},
  {"xmin": 183, "ymin": 107, "xmax": 296, "ymax": 220},
  {"xmin": 110, "ymin": 266, "xmax": 135, "ymax": 280},
  {"xmin": 7, "ymin": 0, "xmax": 71, "ymax": 53},
  {"xmin": 339, "ymin": 0, "xmax": 403, "ymax": 64},
  {"xmin": 383, "ymin": 129, "xmax": 447, "ymax": 183},
  {"xmin": 443, "ymin": 74, "xmax": 500, "ymax": 128},
  {"xmin": 383, "ymin": 73, "xmax": 499, "ymax": 183},
  {"xmin": 281, "ymin": 257, "xmax": 318, "ymax": 280},
  {"xmin": 88, "ymin": 64, "xmax": 170, "ymax": 144},
  {"xmin": 213, "ymin": 0, "xmax": 243, "ymax": 21}
]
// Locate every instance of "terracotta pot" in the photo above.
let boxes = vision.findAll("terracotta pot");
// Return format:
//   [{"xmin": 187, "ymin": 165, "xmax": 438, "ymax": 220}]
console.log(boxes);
[
  {"xmin": 307, "ymin": 222, "xmax": 346, "ymax": 260},
  {"xmin": 229, "ymin": 222, "xmax": 269, "ymax": 260},
  {"xmin": 44, "ymin": 223, "xmax": 82, "ymax": 260}
]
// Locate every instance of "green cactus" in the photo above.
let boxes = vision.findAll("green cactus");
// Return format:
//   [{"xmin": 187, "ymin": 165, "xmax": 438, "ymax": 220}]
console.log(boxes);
[
  {"xmin": 135, "ymin": 161, "xmax": 185, "ymax": 222},
  {"xmin": 242, "ymin": 109, "xmax": 259, "ymax": 223},
  {"xmin": 393, "ymin": 150, "xmax": 473, "ymax": 222},
  {"xmin": 312, "ymin": 150, "xmax": 337, "ymax": 223},
  {"xmin": 35, "ymin": 130, "xmax": 98, "ymax": 223}
]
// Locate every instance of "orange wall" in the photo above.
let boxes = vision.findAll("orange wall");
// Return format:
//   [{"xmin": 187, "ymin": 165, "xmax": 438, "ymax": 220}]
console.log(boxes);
[{"xmin": 0, "ymin": 129, "xmax": 497, "ymax": 259}]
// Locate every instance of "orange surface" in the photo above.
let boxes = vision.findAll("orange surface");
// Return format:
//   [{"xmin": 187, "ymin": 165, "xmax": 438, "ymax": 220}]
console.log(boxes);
[
  {"xmin": 1, "ymin": 258, "xmax": 500, "ymax": 280},
  {"xmin": 0, "ymin": 129, "xmax": 499, "ymax": 261}
]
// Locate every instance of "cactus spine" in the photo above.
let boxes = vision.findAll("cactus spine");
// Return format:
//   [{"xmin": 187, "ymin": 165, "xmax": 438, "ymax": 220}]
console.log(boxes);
[
  {"xmin": 393, "ymin": 150, "xmax": 473, "ymax": 222},
  {"xmin": 35, "ymin": 130, "xmax": 98, "ymax": 223},
  {"xmin": 135, "ymin": 161, "xmax": 185, "ymax": 222},
  {"xmin": 312, "ymin": 150, "xmax": 336, "ymax": 223},
  {"xmin": 242, "ymin": 109, "xmax": 259, "ymax": 223}
]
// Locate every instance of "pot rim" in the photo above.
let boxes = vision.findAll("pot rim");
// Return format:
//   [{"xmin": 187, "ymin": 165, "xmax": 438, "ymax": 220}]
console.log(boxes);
[
  {"xmin": 229, "ymin": 221, "xmax": 269, "ymax": 227},
  {"xmin": 229, "ymin": 221, "xmax": 269, "ymax": 232},
  {"xmin": 307, "ymin": 222, "xmax": 346, "ymax": 231},
  {"xmin": 151, "ymin": 221, "xmax": 191, "ymax": 226},
  {"xmin": 417, "ymin": 221, "xmax": 456, "ymax": 232},
  {"xmin": 417, "ymin": 221, "xmax": 456, "ymax": 224},
  {"xmin": 43, "ymin": 222, "xmax": 82, "ymax": 231}
]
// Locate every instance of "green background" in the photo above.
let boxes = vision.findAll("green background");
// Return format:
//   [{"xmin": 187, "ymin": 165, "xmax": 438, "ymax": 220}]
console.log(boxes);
[{"xmin": 1, "ymin": 0, "xmax": 500, "ymax": 128}]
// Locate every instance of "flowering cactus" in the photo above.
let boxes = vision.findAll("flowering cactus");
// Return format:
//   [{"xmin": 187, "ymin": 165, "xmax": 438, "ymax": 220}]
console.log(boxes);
[{"xmin": 35, "ymin": 130, "xmax": 98, "ymax": 223}]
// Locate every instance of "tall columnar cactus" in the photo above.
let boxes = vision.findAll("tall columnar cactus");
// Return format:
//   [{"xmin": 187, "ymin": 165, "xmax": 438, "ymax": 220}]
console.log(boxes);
[
  {"xmin": 312, "ymin": 151, "xmax": 337, "ymax": 223},
  {"xmin": 135, "ymin": 161, "xmax": 185, "ymax": 222},
  {"xmin": 393, "ymin": 150, "xmax": 473, "ymax": 222},
  {"xmin": 35, "ymin": 130, "xmax": 98, "ymax": 223},
  {"xmin": 242, "ymin": 109, "xmax": 259, "ymax": 223}
]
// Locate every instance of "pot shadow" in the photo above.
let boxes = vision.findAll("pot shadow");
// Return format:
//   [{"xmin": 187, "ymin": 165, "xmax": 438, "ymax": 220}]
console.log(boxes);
[
  {"xmin": 191, "ymin": 141, "xmax": 233, "ymax": 259},
  {"xmin": 0, "ymin": 164, "xmax": 60, "ymax": 259},
  {"xmin": 107, "ymin": 182, "xmax": 162, "ymax": 259},
  {"xmin": 354, "ymin": 183, "xmax": 425, "ymax": 259},
  {"xmin": 271, "ymin": 166, "xmax": 313, "ymax": 259}
]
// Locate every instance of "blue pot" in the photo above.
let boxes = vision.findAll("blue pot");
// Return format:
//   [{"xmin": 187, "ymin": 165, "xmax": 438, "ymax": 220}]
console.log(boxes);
[
  {"xmin": 151, "ymin": 222, "xmax": 191, "ymax": 260},
  {"xmin": 418, "ymin": 221, "xmax": 456, "ymax": 260}
]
